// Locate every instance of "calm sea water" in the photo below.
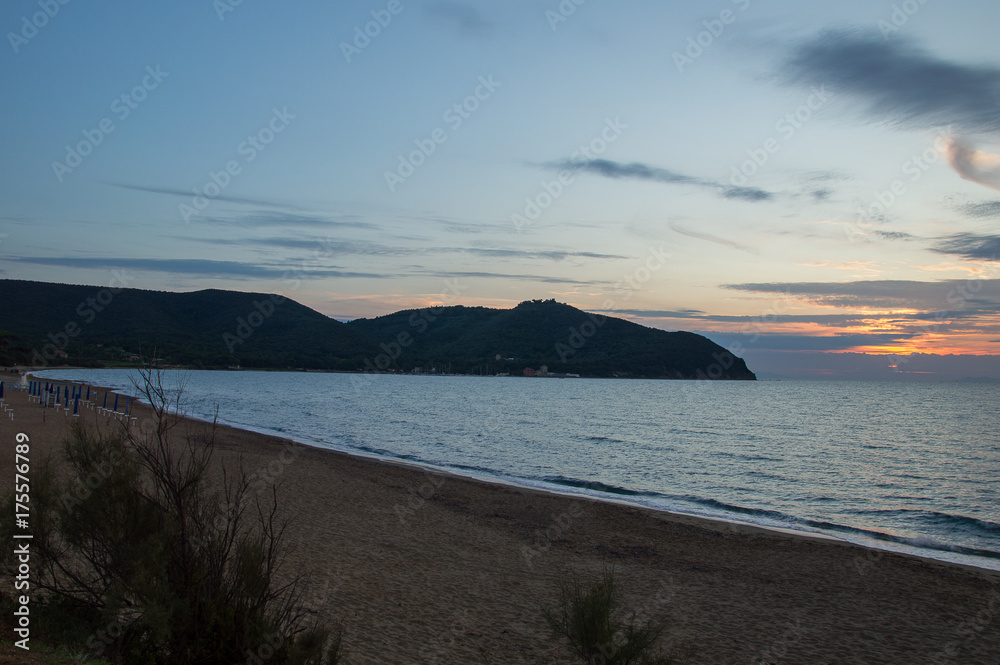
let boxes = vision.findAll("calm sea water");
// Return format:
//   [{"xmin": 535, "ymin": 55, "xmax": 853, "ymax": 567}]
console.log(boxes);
[{"xmin": 35, "ymin": 369, "xmax": 1000, "ymax": 570}]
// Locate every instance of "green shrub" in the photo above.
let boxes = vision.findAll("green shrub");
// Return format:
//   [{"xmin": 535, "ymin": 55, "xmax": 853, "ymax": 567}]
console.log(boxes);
[
  {"xmin": 0, "ymin": 369, "xmax": 341, "ymax": 664},
  {"xmin": 543, "ymin": 567, "xmax": 670, "ymax": 665}
]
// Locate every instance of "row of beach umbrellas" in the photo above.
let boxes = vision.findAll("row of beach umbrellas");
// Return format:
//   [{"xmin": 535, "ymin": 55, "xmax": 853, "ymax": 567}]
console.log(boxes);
[{"xmin": 21, "ymin": 380, "xmax": 133, "ymax": 421}]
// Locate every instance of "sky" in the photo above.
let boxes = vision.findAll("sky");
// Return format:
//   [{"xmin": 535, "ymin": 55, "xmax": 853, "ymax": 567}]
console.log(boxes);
[{"xmin": 3, "ymin": 0, "xmax": 1000, "ymax": 380}]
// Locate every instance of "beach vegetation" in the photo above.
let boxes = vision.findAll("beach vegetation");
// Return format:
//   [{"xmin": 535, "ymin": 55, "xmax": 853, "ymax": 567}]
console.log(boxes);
[
  {"xmin": 0, "ymin": 368, "xmax": 342, "ymax": 664},
  {"xmin": 542, "ymin": 567, "xmax": 671, "ymax": 665}
]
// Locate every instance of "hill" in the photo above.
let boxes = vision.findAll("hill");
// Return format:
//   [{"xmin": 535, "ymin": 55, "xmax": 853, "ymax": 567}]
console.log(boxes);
[
  {"xmin": 0, "ymin": 279, "xmax": 378, "ymax": 369},
  {"xmin": 347, "ymin": 298, "xmax": 755, "ymax": 379},
  {"xmin": 0, "ymin": 281, "xmax": 755, "ymax": 379}
]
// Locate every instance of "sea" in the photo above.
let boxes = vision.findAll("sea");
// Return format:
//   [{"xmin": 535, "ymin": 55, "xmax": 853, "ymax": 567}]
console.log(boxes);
[{"xmin": 34, "ymin": 368, "xmax": 1000, "ymax": 571}]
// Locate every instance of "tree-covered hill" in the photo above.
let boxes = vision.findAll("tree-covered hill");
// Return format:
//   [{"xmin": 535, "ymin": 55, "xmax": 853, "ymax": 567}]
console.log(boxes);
[
  {"xmin": 0, "ymin": 279, "xmax": 377, "ymax": 369},
  {"xmin": 0, "ymin": 282, "xmax": 754, "ymax": 379},
  {"xmin": 347, "ymin": 298, "xmax": 755, "ymax": 379}
]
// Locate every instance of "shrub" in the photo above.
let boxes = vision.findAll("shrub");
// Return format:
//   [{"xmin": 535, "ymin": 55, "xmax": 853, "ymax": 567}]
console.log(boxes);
[
  {"xmin": 543, "ymin": 567, "xmax": 670, "ymax": 665},
  {"xmin": 0, "ymin": 369, "xmax": 341, "ymax": 664}
]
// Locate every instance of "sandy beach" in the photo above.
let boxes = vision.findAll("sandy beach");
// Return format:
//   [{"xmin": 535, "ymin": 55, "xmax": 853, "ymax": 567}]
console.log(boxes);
[{"xmin": 1, "ymin": 376, "xmax": 998, "ymax": 664}]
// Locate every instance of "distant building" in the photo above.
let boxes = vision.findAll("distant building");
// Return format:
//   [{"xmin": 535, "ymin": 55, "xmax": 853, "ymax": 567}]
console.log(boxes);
[{"xmin": 523, "ymin": 367, "xmax": 536, "ymax": 377}]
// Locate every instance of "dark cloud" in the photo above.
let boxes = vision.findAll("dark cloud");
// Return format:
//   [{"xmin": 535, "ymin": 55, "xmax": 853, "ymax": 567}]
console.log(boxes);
[
  {"xmin": 196, "ymin": 212, "xmax": 373, "ymax": 229},
  {"xmin": 108, "ymin": 183, "xmax": 301, "ymax": 210},
  {"xmin": 7, "ymin": 256, "xmax": 381, "ymax": 279},
  {"xmin": 875, "ymin": 230, "xmax": 918, "ymax": 241},
  {"xmin": 720, "ymin": 186, "xmax": 773, "ymax": 202},
  {"xmin": 190, "ymin": 237, "xmax": 403, "ymax": 255},
  {"xmin": 462, "ymin": 248, "xmax": 627, "ymax": 260},
  {"xmin": 545, "ymin": 159, "xmax": 775, "ymax": 202},
  {"xmin": 931, "ymin": 233, "xmax": 1000, "ymax": 261},
  {"xmin": 424, "ymin": 2, "xmax": 494, "ymax": 35},
  {"xmin": 725, "ymin": 279, "xmax": 1000, "ymax": 311},
  {"xmin": 410, "ymin": 269, "xmax": 600, "ymax": 285},
  {"xmin": 780, "ymin": 30, "xmax": 1000, "ymax": 132},
  {"xmin": 670, "ymin": 223, "xmax": 754, "ymax": 252},
  {"xmin": 810, "ymin": 188, "xmax": 832, "ymax": 201},
  {"xmin": 698, "ymin": 331, "xmax": 915, "ymax": 352},
  {"xmin": 189, "ymin": 237, "xmax": 627, "ymax": 261},
  {"xmin": 595, "ymin": 308, "xmax": 707, "ymax": 319},
  {"xmin": 955, "ymin": 200, "xmax": 1000, "ymax": 218}
]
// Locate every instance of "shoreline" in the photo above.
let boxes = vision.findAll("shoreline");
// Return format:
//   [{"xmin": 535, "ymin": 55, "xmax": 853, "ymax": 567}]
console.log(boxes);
[
  {"xmin": 7, "ymin": 374, "xmax": 1000, "ymax": 663},
  {"xmin": 22, "ymin": 368, "xmax": 1000, "ymax": 574}
]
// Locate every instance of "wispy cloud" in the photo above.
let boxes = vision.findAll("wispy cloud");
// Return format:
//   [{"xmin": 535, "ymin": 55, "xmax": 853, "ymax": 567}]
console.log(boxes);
[
  {"xmin": 6, "ymin": 256, "xmax": 383, "ymax": 279},
  {"xmin": 108, "ymin": 182, "xmax": 301, "ymax": 210},
  {"xmin": 779, "ymin": 30, "xmax": 1000, "ymax": 133},
  {"xmin": 461, "ymin": 248, "xmax": 627, "ymax": 261},
  {"xmin": 594, "ymin": 308, "xmax": 707, "ymax": 318},
  {"xmin": 726, "ymin": 279, "xmax": 1000, "ymax": 310},
  {"xmin": 544, "ymin": 159, "xmax": 776, "ymax": 202},
  {"xmin": 698, "ymin": 331, "xmax": 917, "ymax": 351},
  {"xmin": 875, "ymin": 230, "xmax": 918, "ymax": 241},
  {"xmin": 196, "ymin": 212, "xmax": 374, "ymax": 229},
  {"xmin": 411, "ymin": 269, "xmax": 603, "ymax": 285},
  {"xmin": 955, "ymin": 200, "xmax": 1000, "ymax": 218},
  {"xmin": 931, "ymin": 233, "xmax": 1000, "ymax": 261},
  {"xmin": 188, "ymin": 236, "xmax": 627, "ymax": 261},
  {"xmin": 670, "ymin": 222, "xmax": 755, "ymax": 253}
]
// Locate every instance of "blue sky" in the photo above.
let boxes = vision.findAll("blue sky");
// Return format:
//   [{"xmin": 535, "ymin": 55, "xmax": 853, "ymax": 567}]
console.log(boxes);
[{"xmin": 3, "ymin": 0, "xmax": 1000, "ymax": 379}]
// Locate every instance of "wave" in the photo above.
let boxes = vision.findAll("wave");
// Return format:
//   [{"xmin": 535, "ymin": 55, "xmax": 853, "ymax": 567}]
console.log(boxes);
[
  {"xmin": 802, "ymin": 519, "xmax": 1000, "ymax": 560},
  {"xmin": 846, "ymin": 509, "xmax": 1000, "ymax": 537},
  {"xmin": 538, "ymin": 475, "xmax": 661, "ymax": 497}
]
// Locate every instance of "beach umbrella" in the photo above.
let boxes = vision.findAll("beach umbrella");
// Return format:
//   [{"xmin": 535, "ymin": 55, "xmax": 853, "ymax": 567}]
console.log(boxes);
[
  {"xmin": 125, "ymin": 396, "xmax": 130, "ymax": 415},
  {"xmin": 73, "ymin": 395, "xmax": 79, "ymax": 416},
  {"xmin": 55, "ymin": 387, "xmax": 60, "ymax": 405},
  {"xmin": 1, "ymin": 382, "xmax": 4, "ymax": 399},
  {"xmin": 113, "ymin": 394, "xmax": 119, "ymax": 412},
  {"xmin": 102, "ymin": 391, "xmax": 108, "ymax": 409},
  {"xmin": 64, "ymin": 386, "xmax": 69, "ymax": 403},
  {"xmin": 86, "ymin": 385, "xmax": 91, "ymax": 400}
]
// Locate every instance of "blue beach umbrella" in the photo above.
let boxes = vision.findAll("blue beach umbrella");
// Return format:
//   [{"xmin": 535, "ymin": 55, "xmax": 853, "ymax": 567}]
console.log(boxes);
[
  {"xmin": 86, "ymin": 385, "xmax": 91, "ymax": 400},
  {"xmin": 113, "ymin": 394, "xmax": 119, "ymax": 412},
  {"xmin": 73, "ymin": 395, "xmax": 79, "ymax": 415}
]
